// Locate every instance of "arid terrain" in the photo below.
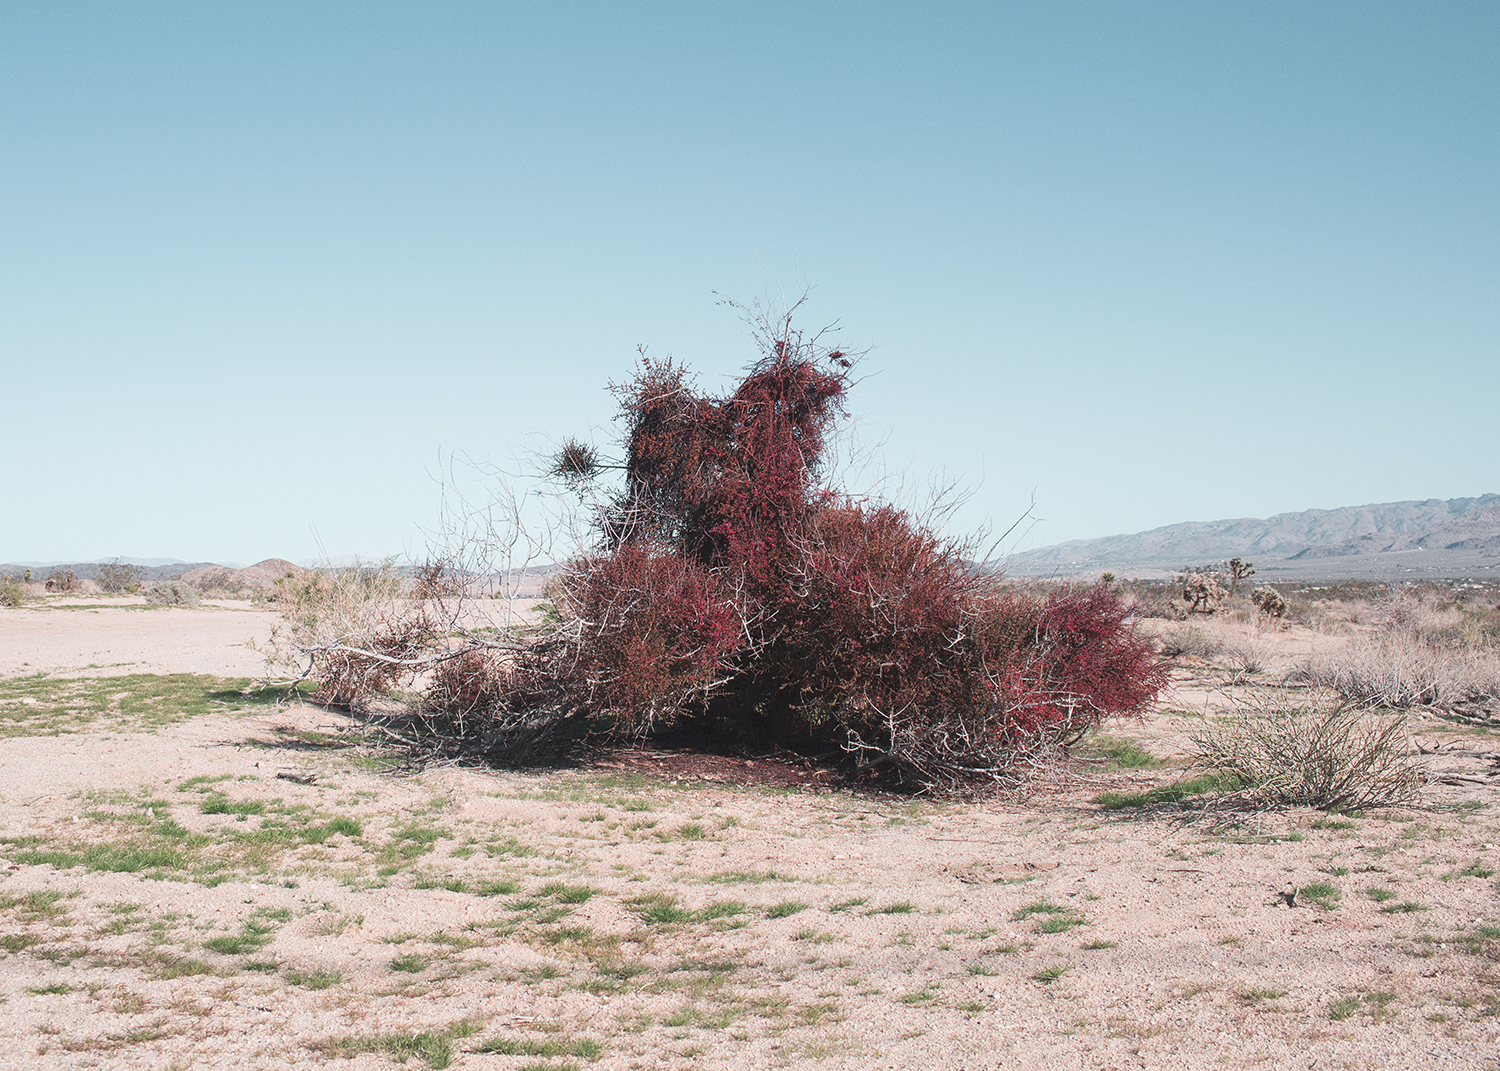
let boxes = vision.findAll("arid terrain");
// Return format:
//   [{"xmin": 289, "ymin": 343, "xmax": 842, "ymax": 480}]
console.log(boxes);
[{"xmin": 3, "ymin": 593, "xmax": 1500, "ymax": 1069}]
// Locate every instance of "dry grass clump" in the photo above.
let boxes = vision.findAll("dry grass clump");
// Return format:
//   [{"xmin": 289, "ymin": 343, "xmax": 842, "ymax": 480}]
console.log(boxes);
[
  {"xmin": 145, "ymin": 581, "xmax": 202, "ymax": 607},
  {"xmin": 1293, "ymin": 590, "xmax": 1500, "ymax": 710},
  {"xmin": 260, "ymin": 562, "xmax": 430, "ymax": 708},
  {"xmin": 1189, "ymin": 691, "xmax": 1425, "ymax": 811},
  {"xmin": 1296, "ymin": 635, "xmax": 1500, "ymax": 709},
  {"xmin": 1154, "ymin": 624, "xmax": 1222, "ymax": 660},
  {"xmin": 1219, "ymin": 622, "xmax": 1279, "ymax": 676}
]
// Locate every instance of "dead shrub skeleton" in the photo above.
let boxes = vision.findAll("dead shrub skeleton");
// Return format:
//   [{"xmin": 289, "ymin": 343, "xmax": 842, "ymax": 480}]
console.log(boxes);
[{"xmin": 262, "ymin": 299, "xmax": 1168, "ymax": 791}]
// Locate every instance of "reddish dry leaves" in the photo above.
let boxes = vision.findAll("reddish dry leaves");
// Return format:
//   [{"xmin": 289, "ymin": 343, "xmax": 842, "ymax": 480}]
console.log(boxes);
[{"xmin": 541, "ymin": 318, "xmax": 1167, "ymax": 781}]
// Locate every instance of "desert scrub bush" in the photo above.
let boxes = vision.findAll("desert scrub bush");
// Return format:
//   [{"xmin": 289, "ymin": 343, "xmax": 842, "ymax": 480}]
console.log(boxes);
[
  {"xmin": 1251, "ymin": 585, "xmax": 1286, "ymax": 618},
  {"xmin": 0, "ymin": 577, "xmax": 25, "ymax": 607},
  {"xmin": 1293, "ymin": 630, "xmax": 1500, "ymax": 709},
  {"xmin": 1189, "ymin": 691, "xmax": 1425, "ymax": 811},
  {"xmin": 1220, "ymin": 621, "xmax": 1278, "ymax": 676},
  {"xmin": 1154, "ymin": 623, "xmax": 1221, "ymax": 660},
  {"xmin": 145, "ymin": 581, "xmax": 201, "ymax": 607},
  {"xmin": 265, "ymin": 297, "xmax": 1167, "ymax": 790},
  {"xmin": 541, "ymin": 299, "xmax": 1166, "ymax": 789},
  {"xmin": 96, "ymin": 557, "xmax": 146, "ymax": 594}
]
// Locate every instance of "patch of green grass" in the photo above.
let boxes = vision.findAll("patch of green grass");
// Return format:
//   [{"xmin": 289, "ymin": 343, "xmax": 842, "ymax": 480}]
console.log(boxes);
[
  {"xmin": 1081, "ymin": 939, "xmax": 1116, "ymax": 950},
  {"xmin": 1299, "ymin": 881, "xmax": 1341, "ymax": 911},
  {"xmin": 1329, "ymin": 991, "xmax": 1397, "ymax": 1021},
  {"xmin": 539, "ymin": 882, "xmax": 597, "ymax": 904},
  {"xmin": 390, "ymin": 953, "xmax": 429, "ymax": 973},
  {"xmin": 1451, "ymin": 861, "xmax": 1494, "ymax": 879},
  {"xmin": 1237, "ymin": 986, "xmax": 1286, "ymax": 1005},
  {"xmin": 285, "ymin": 968, "xmax": 344, "ymax": 990},
  {"xmin": 200, "ymin": 793, "xmax": 265, "ymax": 816},
  {"xmin": 866, "ymin": 901, "xmax": 915, "ymax": 916},
  {"xmin": 827, "ymin": 897, "xmax": 868, "ymax": 913},
  {"xmin": 1033, "ymin": 963, "xmax": 1070, "ymax": 984},
  {"xmin": 311, "ymin": 1020, "xmax": 479, "ymax": 1069},
  {"xmin": 1093, "ymin": 772, "xmax": 1241, "ymax": 811},
  {"xmin": 1452, "ymin": 924, "xmax": 1500, "ymax": 955},
  {"xmin": 629, "ymin": 893, "xmax": 695, "ymax": 925},
  {"xmin": 674, "ymin": 823, "xmax": 706, "ymax": 840},
  {"xmin": 473, "ymin": 1036, "xmax": 603, "ymax": 1059},
  {"xmin": 152, "ymin": 954, "xmax": 214, "ymax": 979},
  {"xmin": 1012, "ymin": 901, "xmax": 1068, "ymax": 920},
  {"xmin": 1037, "ymin": 913, "xmax": 1085, "ymax": 934},
  {"xmin": 766, "ymin": 900, "xmax": 808, "ymax": 919},
  {"xmin": 26, "ymin": 981, "xmax": 73, "ymax": 995},
  {"xmin": 9, "ymin": 842, "xmax": 190, "ymax": 875},
  {"xmin": 706, "ymin": 870, "xmax": 787, "ymax": 884},
  {"xmin": 0, "ymin": 889, "xmax": 74, "ymax": 921},
  {"xmin": 1086, "ymin": 735, "xmax": 1161, "ymax": 769},
  {"xmin": 204, "ymin": 933, "xmax": 265, "ymax": 955},
  {"xmin": 0, "ymin": 674, "xmax": 310, "ymax": 737},
  {"xmin": 1364, "ymin": 886, "xmax": 1397, "ymax": 903},
  {"xmin": 475, "ymin": 879, "xmax": 521, "ymax": 897},
  {"xmin": 376, "ymin": 823, "xmax": 446, "ymax": 866},
  {"xmin": 697, "ymin": 900, "xmax": 747, "ymax": 921},
  {"xmin": 1380, "ymin": 900, "xmax": 1426, "ymax": 914},
  {"xmin": 414, "ymin": 874, "xmax": 470, "ymax": 894}
]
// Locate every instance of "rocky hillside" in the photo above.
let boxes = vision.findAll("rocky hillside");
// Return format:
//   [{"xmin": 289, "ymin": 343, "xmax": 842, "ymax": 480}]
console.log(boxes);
[{"xmin": 1001, "ymin": 495, "xmax": 1500, "ymax": 579}]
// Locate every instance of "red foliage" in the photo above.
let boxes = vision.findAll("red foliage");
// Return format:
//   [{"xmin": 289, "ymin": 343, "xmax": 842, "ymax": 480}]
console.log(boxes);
[
  {"xmin": 771, "ymin": 502, "xmax": 985, "ymax": 733},
  {"xmin": 557, "ymin": 542, "xmax": 748, "ymax": 734},
  {"xmin": 542, "ymin": 312, "xmax": 1168, "ymax": 784},
  {"xmin": 973, "ymin": 582, "xmax": 1167, "ymax": 747}
]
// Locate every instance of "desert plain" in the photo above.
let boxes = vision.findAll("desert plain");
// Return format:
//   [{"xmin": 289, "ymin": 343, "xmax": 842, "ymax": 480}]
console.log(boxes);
[{"xmin": 2, "ymin": 590, "xmax": 1499, "ymax": 1070}]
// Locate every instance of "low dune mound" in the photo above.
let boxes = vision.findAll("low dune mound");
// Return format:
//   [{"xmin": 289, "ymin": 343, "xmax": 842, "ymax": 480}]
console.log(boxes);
[{"xmin": 181, "ymin": 557, "xmax": 305, "ymax": 594}]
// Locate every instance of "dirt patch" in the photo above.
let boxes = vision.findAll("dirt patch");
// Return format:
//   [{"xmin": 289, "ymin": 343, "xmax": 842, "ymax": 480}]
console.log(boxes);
[{"xmin": 1, "ymin": 599, "xmax": 1498, "ymax": 1069}]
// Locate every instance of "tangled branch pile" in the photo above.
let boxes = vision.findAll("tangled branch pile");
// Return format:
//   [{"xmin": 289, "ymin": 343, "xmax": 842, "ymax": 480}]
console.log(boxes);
[{"xmin": 266, "ymin": 305, "xmax": 1168, "ymax": 790}]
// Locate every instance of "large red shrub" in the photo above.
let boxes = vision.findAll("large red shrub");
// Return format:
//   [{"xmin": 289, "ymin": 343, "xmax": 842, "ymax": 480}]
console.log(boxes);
[{"xmin": 536, "ymin": 309, "xmax": 1166, "ymax": 786}]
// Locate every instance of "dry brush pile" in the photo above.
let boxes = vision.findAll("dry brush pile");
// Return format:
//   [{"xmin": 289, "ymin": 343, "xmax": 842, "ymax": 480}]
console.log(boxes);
[{"xmin": 263, "ymin": 305, "xmax": 1168, "ymax": 791}]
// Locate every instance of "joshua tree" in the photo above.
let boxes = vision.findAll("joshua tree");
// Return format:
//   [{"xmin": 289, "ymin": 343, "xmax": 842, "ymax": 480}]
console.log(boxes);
[{"xmin": 1227, "ymin": 557, "xmax": 1255, "ymax": 595}]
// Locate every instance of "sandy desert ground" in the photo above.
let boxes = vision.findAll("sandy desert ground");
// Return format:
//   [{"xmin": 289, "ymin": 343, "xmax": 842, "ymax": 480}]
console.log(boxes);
[{"xmin": 2, "ymin": 595, "xmax": 1499, "ymax": 1070}]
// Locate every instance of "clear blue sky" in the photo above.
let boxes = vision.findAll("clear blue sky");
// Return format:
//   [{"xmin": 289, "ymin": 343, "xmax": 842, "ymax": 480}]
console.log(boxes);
[{"xmin": 4, "ymin": 2, "xmax": 1496, "ymax": 565}]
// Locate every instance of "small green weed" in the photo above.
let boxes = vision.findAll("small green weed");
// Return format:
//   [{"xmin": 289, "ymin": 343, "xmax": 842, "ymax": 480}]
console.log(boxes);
[
  {"xmin": 473, "ymin": 1036, "xmax": 602, "ymax": 1059},
  {"xmin": 1299, "ymin": 881, "xmax": 1341, "ymax": 911},
  {"xmin": 827, "ymin": 897, "xmax": 868, "ymax": 913},
  {"xmin": 311, "ymin": 1020, "xmax": 479, "ymax": 1069},
  {"xmin": 1380, "ymin": 901, "xmax": 1426, "ymax": 914},
  {"xmin": 285, "ymin": 968, "xmax": 343, "ymax": 990},
  {"xmin": 628, "ymin": 893, "xmax": 694, "ymax": 925},
  {"xmin": 539, "ymin": 882, "xmax": 597, "ymax": 904},
  {"xmin": 1012, "ymin": 901, "xmax": 1068, "ymax": 920}
]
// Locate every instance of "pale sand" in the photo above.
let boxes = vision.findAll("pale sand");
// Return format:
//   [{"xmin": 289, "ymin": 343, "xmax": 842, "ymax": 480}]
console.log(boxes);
[{"xmin": 1, "ymin": 600, "xmax": 1497, "ymax": 1069}]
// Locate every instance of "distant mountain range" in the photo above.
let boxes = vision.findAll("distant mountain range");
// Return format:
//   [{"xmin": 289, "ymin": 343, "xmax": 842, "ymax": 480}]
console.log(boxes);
[
  {"xmin": 1000, "ymin": 494, "xmax": 1500, "ymax": 580},
  {"xmin": 0, "ymin": 560, "xmax": 235, "ymax": 582}
]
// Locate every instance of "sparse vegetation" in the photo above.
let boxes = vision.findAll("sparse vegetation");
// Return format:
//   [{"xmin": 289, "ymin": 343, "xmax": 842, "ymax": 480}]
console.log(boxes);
[{"xmin": 1188, "ymin": 692, "xmax": 1425, "ymax": 811}]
